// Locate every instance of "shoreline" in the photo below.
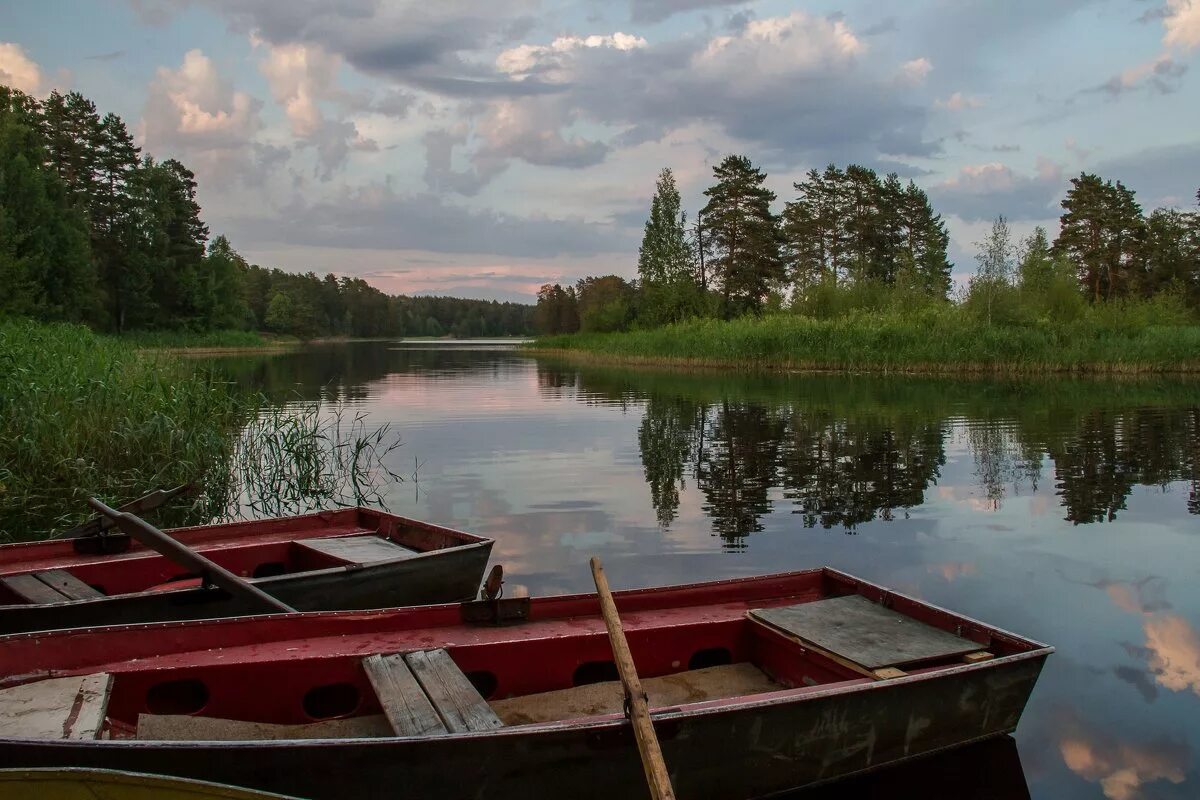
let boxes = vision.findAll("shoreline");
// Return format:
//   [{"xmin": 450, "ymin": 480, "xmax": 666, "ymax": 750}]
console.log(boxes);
[{"xmin": 526, "ymin": 346, "xmax": 1200, "ymax": 376}]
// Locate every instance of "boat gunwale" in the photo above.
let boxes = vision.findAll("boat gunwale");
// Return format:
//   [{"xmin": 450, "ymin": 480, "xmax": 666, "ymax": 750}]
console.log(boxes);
[
  {"xmin": 0, "ymin": 648, "xmax": 1050, "ymax": 750},
  {"xmin": 0, "ymin": 567, "xmax": 1052, "ymax": 748}
]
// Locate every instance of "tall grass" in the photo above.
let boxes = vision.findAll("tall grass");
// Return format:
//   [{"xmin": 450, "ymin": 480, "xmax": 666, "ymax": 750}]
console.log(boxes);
[
  {"xmin": 533, "ymin": 296, "xmax": 1200, "ymax": 374},
  {"xmin": 0, "ymin": 318, "xmax": 403, "ymax": 540}
]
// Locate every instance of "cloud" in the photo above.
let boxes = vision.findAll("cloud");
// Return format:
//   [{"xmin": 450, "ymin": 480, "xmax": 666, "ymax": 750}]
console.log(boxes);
[
  {"xmin": 1095, "ymin": 142, "xmax": 1200, "ymax": 208},
  {"xmin": 0, "ymin": 42, "xmax": 45, "ymax": 95},
  {"xmin": 931, "ymin": 158, "xmax": 1065, "ymax": 221},
  {"xmin": 1143, "ymin": 613, "xmax": 1200, "ymax": 696},
  {"xmin": 935, "ymin": 92, "xmax": 983, "ymax": 110},
  {"xmin": 140, "ymin": 49, "xmax": 266, "ymax": 184},
  {"xmin": 1060, "ymin": 734, "xmax": 1189, "ymax": 800},
  {"xmin": 898, "ymin": 57, "xmax": 932, "ymax": 86},
  {"xmin": 255, "ymin": 39, "xmax": 378, "ymax": 178},
  {"xmin": 85, "ymin": 50, "xmax": 126, "ymax": 62},
  {"xmin": 629, "ymin": 0, "xmax": 748, "ymax": 24},
  {"xmin": 224, "ymin": 179, "xmax": 634, "ymax": 259},
  {"xmin": 1092, "ymin": 54, "xmax": 1187, "ymax": 96},
  {"xmin": 1163, "ymin": 0, "xmax": 1200, "ymax": 50}
]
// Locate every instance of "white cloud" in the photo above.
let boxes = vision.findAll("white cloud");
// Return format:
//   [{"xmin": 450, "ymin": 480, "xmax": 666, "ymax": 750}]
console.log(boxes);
[
  {"xmin": 497, "ymin": 33, "xmax": 647, "ymax": 80},
  {"xmin": 898, "ymin": 57, "xmax": 932, "ymax": 86},
  {"xmin": 931, "ymin": 158, "xmax": 1064, "ymax": 221},
  {"xmin": 935, "ymin": 91, "xmax": 983, "ymax": 110},
  {"xmin": 257, "ymin": 40, "xmax": 340, "ymax": 138},
  {"xmin": 694, "ymin": 12, "xmax": 865, "ymax": 82},
  {"xmin": 140, "ymin": 49, "xmax": 268, "ymax": 189},
  {"xmin": 1164, "ymin": 0, "xmax": 1200, "ymax": 51},
  {"xmin": 143, "ymin": 49, "xmax": 262, "ymax": 148},
  {"xmin": 0, "ymin": 42, "xmax": 44, "ymax": 95}
]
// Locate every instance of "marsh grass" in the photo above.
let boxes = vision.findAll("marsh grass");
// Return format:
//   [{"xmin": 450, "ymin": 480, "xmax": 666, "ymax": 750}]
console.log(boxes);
[
  {"xmin": 533, "ymin": 306, "xmax": 1200, "ymax": 374},
  {"xmin": 1, "ymin": 318, "xmax": 404, "ymax": 541}
]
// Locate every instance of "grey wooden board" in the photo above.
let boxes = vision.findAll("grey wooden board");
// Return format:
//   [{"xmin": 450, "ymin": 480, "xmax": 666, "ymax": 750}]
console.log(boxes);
[
  {"xmin": 296, "ymin": 536, "xmax": 419, "ymax": 564},
  {"xmin": 34, "ymin": 569, "xmax": 103, "ymax": 600},
  {"xmin": 363, "ymin": 653, "xmax": 447, "ymax": 737},
  {"xmin": 138, "ymin": 713, "xmax": 392, "ymax": 741},
  {"xmin": 750, "ymin": 595, "xmax": 979, "ymax": 669},
  {"xmin": 0, "ymin": 574, "xmax": 67, "ymax": 604},
  {"xmin": 0, "ymin": 673, "xmax": 112, "ymax": 739},
  {"xmin": 404, "ymin": 649, "xmax": 503, "ymax": 734}
]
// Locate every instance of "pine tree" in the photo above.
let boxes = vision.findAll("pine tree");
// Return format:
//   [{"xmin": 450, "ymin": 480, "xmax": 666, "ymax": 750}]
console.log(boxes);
[
  {"xmin": 899, "ymin": 181, "xmax": 952, "ymax": 298},
  {"xmin": 701, "ymin": 155, "xmax": 783, "ymax": 317},
  {"xmin": 0, "ymin": 87, "xmax": 95, "ymax": 320},
  {"xmin": 1055, "ymin": 173, "xmax": 1146, "ymax": 302},
  {"xmin": 1017, "ymin": 227, "xmax": 1055, "ymax": 291}
]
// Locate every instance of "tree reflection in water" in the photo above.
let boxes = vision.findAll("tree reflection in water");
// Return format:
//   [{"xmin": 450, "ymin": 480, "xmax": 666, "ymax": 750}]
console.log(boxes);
[{"xmin": 559, "ymin": 363, "xmax": 1200, "ymax": 544}]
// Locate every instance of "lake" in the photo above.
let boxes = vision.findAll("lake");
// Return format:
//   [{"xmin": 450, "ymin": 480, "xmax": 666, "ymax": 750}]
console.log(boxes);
[{"xmin": 211, "ymin": 340, "xmax": 1200, "ymax": 799}]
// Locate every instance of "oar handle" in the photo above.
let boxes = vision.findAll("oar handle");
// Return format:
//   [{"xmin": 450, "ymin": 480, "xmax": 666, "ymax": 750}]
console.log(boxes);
[
  {"xmin": 591, "ymin": 556, "xmax": 676, "ymax": 800},
  {"xmin": 87, "ymin": 498, "xmax": 295, "ymax": 614}
]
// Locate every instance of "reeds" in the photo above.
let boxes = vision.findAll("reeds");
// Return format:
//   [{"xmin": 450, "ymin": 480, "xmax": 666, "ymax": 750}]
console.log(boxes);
[
  {"xmin": 0, "ymin": 319, "xmax": 403, "ymax": 540},
  {"xmin": 532, "ymin": 306, "xmax": 1200, "ymax": 374}
]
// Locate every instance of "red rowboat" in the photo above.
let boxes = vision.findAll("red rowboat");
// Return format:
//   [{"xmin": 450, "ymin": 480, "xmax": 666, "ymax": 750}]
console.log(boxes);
[
  {"xmin": 0, "ymin": 508, "xmax": 492, "ymax": 634},
  {"xmin": 0, "ymin": 567, "xmax": 1051, "ymax": 799}
]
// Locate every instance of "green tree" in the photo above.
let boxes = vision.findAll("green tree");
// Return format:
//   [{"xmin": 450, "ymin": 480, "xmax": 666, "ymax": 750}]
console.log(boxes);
[
  {"xmin": 637, "ymin": 168, "xmax": 703, "ymax": 325},
  {"xmin": 701, "ymin": 155, "xmax": 784, "ymax": 318},
  {"xmin": 0, "ymin": 87, "xmax": 95, "ymax": 320},
  {"xmin": 1055, "ymin": 173, "xmax": 1146, "ymax": 302},
  {"xmin": 534, "ymin": 283, "xmax": 580, "ymax": 334},
  {"xmin": 577, "ymin": 275, "xmax": 635, "ymax": 332}
]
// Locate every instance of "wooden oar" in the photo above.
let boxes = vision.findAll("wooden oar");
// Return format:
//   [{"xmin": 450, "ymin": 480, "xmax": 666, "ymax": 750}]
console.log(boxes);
[
  {"xmin": 57, "ymin": 483, "xmax": 195, "ymax": 540},
  {"xmin": 590, "ymin": 556, "xmax": 676, "ymax": 800},
  {"xmin": 87, "ymin": 498, "xmax": 295, "ymax": 614}
]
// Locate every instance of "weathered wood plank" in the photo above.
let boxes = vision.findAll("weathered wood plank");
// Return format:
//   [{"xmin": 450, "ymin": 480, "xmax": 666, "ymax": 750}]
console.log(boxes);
[
  {"xmin": 490, "ymin": 663, "xmax": 780, "ymax": 726},
  {"xmin": 0, "ymin": 574, "xmax": 68, "ymax": 604},
  {"xmin": 296, "ymin": 536, "xmax": 419, "ymax": 565},
  {"xmin": 0, "ymin": 674, "xmax": 112, "ymax": 740},
  {"xmin": 363, "ymin": 653, "xmax": 447, "ymax": 737},
  {"xmin": 750, "ymin": 595, "xmax": 979, "ymax": 670},
  {"xmin": 33, "ymin": 569, "xmax": 103, "ymax": 600},
  {"xmin": 138, "ymin": 713, "xmax": 392, "ymax": 741},
  {"xmin": 404, "ymin": 649, "xmax": 503, "ymax": 734}
]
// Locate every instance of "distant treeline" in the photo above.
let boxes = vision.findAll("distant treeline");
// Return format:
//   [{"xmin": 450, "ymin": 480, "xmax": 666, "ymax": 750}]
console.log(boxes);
[
  {"xmin": 0, "ymin": 85, "xmax": 534, "ymax": 339},
  {"xmin": 536, "ymin": 155, "xmax": 1200, "ymax": 334}
]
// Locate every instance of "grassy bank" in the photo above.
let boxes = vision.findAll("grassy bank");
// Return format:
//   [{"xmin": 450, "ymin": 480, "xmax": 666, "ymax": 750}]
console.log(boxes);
[
  {"xmin": 0, "ymin": 318, "xmax": 247, "ymax": 536},
  {"xmin": 114, "ymin": 329, "xmax": 297, "ymax": 351},
  {"xmin": 531, "ymin": 309, "xmax": 1200, "ymax": 374},
  {"xmin": 0, "ymin": 318, "xmax": 404, "ymax": 539}
]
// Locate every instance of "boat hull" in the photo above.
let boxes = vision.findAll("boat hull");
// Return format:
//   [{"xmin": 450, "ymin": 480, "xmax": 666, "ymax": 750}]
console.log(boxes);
[
  {"xmin": 0, "ymin": 651, "xmax": 1046, "ymax": 799},
  {"xmin": 0, "ymin": 509, "xmax": 493, "ymax": 634}
]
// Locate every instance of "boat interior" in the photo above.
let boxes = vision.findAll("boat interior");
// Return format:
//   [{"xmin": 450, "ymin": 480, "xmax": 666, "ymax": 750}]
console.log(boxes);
[
  {"xmin": 0, "ymin": 510, "xmax": 475, "ymax": 604},
  {"xmin": 0, "ymin": 571, "xmax": 1043, "ymax": 742}
]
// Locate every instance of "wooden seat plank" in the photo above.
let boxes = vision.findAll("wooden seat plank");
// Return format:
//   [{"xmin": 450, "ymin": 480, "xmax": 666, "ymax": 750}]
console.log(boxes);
[
  {"xmin": 362, "ymin": 653, "xmax": 447, "ymax": 737},
  {"xmin": 404, "ymin": 649, "xmax": 503, "ymax": 734},
  {"xmin": 296, "ymin": 536, "xmax": 419, "ymax": 565},
  {"xmin": 0, "ymin": 574, "xmax": 68, "ymax": 604},
  {"xmin": 33, "ymin": 569, "xmax": 103, "ymax": 600},
  {"xmin": 750, "ymin": 594, "xmax": 979, "ymax": 670},
  {"xmin": 0, "ymin": 673, "xmax": 112, "ymax": 739}
]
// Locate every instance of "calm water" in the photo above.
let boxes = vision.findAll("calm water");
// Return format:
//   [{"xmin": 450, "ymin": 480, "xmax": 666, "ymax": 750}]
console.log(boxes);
[{"xmin": 212, "ymin": 342, "xmax": 1200, "ymax": 800}]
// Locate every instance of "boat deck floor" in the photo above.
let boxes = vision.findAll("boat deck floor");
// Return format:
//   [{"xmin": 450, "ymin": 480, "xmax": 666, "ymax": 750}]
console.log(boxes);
[
  {"xmin": 491, "ymin": 662, "xmax": 780, "ymax": 726},
  {"xmin": 132, "ymin": 663, "xmax": 780, "ymax": 740}
]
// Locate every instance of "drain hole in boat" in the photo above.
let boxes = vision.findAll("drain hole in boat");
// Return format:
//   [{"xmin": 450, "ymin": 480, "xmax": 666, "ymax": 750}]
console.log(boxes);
[
  {"xmin": 465, "ymin": 670, "xmax": 498, "ymax": 699},
  {"xmin": 573, "ymin": 661, "xmax": 619, "ymax": 686},
  {"xmin": 147, "ymin": 679, "xmax": 209, "ymax": 716},
  {"xmin": 688, "ymin": 647, "xmax": 733, "ymax": 671},
  {"xmin": 252, "ymin": 562, "xmax": 287, "ymax": 579},
  {"xmin": 303, "ymin": 683, "xmax": 361, "ymax": 720}
]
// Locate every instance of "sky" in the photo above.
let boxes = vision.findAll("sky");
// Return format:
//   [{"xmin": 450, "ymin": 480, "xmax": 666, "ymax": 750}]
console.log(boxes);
[{"xmin": 2, "ymin": 0, "xmax": 1199, "ymax": 303}]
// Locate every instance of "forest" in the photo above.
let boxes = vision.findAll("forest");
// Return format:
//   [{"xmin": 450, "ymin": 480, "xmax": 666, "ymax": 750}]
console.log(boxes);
[
  {"xmin": 535, "ymin": 156, "xmax": 1200, "ymax": 336},
  {"xmin": 0, "ymin": 85, "xmax": 534, "ymax": 340}
]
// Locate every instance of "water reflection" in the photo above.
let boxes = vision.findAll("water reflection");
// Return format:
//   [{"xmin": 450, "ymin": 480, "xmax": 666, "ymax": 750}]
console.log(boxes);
[
  {"xmin": 205, "ymin": 343, "xmax": 1200, "ymax": 799},
  {"xmin": 549, "ymin": 363, "xmax": 1200, "ymax": 539}
]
